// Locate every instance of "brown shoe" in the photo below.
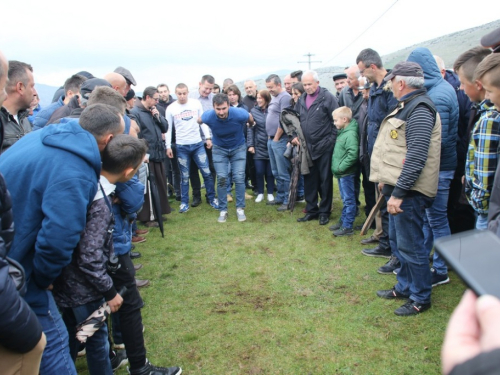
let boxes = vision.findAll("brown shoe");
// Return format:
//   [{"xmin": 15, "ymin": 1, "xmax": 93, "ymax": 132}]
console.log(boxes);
[
  {"xmin": 227, "ymin": 194, "xmax": 233, "ymax": 202},
  {"xmin": 245, "ymin": 192, "xmax": 253, "ymax": 199},
  {"xmin": 135, "ymin": 279, "xmax": 150, "ymax": 288},
  {"xmin": 134, "ymin": 263, "xmax": 143, "ymax": 271},
  {"xmin": 144, "ymin": 221, "xmax": 159, "ymax": 228},
  {"xmin": 360, "ymin": 235, "xmax": 379, "ymax": 245},
  {"xmin": 136, "ymin": 229, "xmax": 149, "ymax": 235},
  {"xmin": 132, "ymin": 236, "xmax": 146, "ymax": 243}
]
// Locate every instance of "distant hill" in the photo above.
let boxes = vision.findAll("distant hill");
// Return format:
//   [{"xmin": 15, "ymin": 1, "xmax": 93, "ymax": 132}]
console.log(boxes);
[
  {"xmin": 37, "ymin": 83, "xmax": 59, "ymax": 107},
  {"xmin": 235, "ymin": 19, "xmax": 500, "ymax": 95}
]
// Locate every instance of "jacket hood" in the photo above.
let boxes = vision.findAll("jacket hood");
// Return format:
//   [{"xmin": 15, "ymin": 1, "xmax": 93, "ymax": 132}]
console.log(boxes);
[
  {"xmin": 40, "ymin": 118, "xmax": 101, "ymax": 178},
  {"xmin": 407, "ymin": 47, "xmax": 443, "ymax": 91}
]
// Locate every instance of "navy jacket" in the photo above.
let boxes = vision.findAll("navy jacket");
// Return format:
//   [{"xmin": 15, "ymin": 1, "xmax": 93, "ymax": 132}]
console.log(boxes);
[
  {"xmin": 248, "ymin": 106, "xmax": 270, "ymax": 160},
  {"xmin": 408, "ymin": 47, "xmax": 459, "ymax": 171},
  {"xmin": 0, "ymin": 118, "xmax": 101, "ymax": 314},
  {"xmin": 33, "ymin": 96, "xmax": 64, "ymax": 131}
]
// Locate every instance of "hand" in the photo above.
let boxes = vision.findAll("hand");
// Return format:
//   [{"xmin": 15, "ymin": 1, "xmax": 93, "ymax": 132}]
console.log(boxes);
[
  {"xmin": 378, "ymin": 183, "xmax": 384, "ymax": 194},
  {"xmin": 387, "ymin": 196, "xmax": 404, "ymax": 215},
  {"xmin": 462, "ymin": 175, "xmax": 465, "ymax": 184},
  {"xmin": 47, "ymin": 284, "xmax": 53, "ymax": 291},
  {"xmin": 442, "ymin": 290, "xmax": 500, "ymax": 374},
  {"xmin": 206, "ymin": 139, "xmax": 213, "ymax": 149},
  {"xmin": 107, "ymin": 293, "xmax": 124, "ymax": 313},
  {"xmin": 291, "ymin": 137, "xmax": 300, "ymax": 146},
  {"xmin": 248, "ymin": 147, "xmax": 255, "ymax": 154},
  {"xmin": 150, "ymin": 106, "xmax": 160, "ymax": 118},
  {"xmin": 166, "ymin": 148, "xmax": 173, "ymax": 158}
]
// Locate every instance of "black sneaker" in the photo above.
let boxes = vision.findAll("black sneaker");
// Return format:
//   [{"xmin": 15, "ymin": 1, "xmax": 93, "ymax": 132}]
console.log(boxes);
[
  {"xmin": 296, "ymin": 195, "xmax": 305, "ymax": 203},
  {"xmin": 128, "ymin": 360, "xmax": 182, "ymax": 375},
  {"xmin": 431, "ymin": 268, "xmax": 450, "ymax": 287},
  {"xmin": 394, "ymin": 299, "xmax": 431, "ymax": 316},
  {"xmin": 191, "ymin": 197, "xmax": 202, "ymax": 207},
  {"xmin": 377, "ymin": 256, "xmax": 401, "ymax": 275},
  {"xmin": 361, "ymin": 246, "xmax": 392, "ymax": 259},
  {"xmin": 332, "ymin": 227, "xmax": 354, "ymax": 237},
  {"xmin": 266, "ymin": 200, "xmax": 283, "ymax": 206},
  {"xmin": 376, "ymin": 287, "xmax": 409, "ymax": 299},
  {"xmin": 111, "ymin": 350, "xmax": 128, "ymax": 371},
  {"xmin": 329, "ymin": 222, "xmax": 342, "ymax": 231}
]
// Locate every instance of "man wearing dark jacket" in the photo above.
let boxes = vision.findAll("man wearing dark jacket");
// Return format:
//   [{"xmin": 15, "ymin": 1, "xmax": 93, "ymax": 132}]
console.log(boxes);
[
  {"xmin": 294, "ymin": 70, "xmax": 338, "ymax": 225},
  {"xmin": 0, "ymin": 60, "xmax": 36, "ymax": 152},
  {"xmin": 0, "ymin": 104, "xmax": 124, "ymax": 374},
  {"xmin": 0, "ymin": 50, "xmax": 46, "ymax": 375}
]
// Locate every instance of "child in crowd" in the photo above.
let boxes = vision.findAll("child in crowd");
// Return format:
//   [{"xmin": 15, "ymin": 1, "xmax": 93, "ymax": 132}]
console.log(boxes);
[{"xmin": 330, "ymin": 106, "xmax": 359, "ymax": 236}]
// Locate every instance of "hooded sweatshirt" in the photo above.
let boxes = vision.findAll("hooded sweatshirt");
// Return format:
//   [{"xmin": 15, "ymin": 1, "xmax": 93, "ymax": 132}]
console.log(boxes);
[{"xmin": 0, "ymin": 118, "xmax": 101, "ymax": 314}]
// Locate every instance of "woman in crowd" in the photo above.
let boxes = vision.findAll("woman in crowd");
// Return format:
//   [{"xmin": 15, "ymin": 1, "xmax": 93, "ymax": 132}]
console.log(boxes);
[{"xmin": 248, "ymin": 90, "xmax": 275, "ymax": 203}]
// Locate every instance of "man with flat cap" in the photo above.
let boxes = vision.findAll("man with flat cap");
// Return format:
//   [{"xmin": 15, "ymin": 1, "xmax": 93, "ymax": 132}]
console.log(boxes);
[
  {"xmin": 114, "ymin": 66, "xmax": 137, "ymax": 95},
  {"xmin": 371, "ymin": 61, "xmax": 441, "ymax": 316},
  {"xmin": 333, "ymin": 73, "xmax": 348, "ymax": 98}
]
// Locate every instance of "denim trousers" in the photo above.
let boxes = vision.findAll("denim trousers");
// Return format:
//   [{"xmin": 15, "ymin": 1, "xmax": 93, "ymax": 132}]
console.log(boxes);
[
  {"xmin": 387, "ymin": 194, "xmax": 434, "ymax": 304},
  {"xmin": 338, "ymin": 174, "xmax": 356, "ymax": 229},
  {"xmin": 61, "ymin": 299, "xmax": 112, "ymax": 375},
  {"xmin": 176, "ymin": 142, "xmax": 216, "ymax": 205},
  {"xmin": 213, "ymin": 143, "xmax": 247, "ymax": 211},
  {"xmin": 254, "ymin": 158, "xmax": 275, "ymax": 194},
  {"xmin": 476, "ymin": 213, "xmax": 489, "ymax": 230},
  {"xmin": 267, "ymin": 138, "xmax": 290, "ymax": 204},
  {"xmin": 423, "ymin": 170, "xmax": 454, "ymax": 275},
  {"xmin": 38, "ymin": 291, "xmax": 77, "ymax": 375}
]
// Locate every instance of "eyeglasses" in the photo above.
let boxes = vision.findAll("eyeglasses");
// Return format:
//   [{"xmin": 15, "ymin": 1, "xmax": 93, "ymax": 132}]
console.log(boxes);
[{"xmin": 151, "ymin": 97, "xmax": 160, "ymax": 102}]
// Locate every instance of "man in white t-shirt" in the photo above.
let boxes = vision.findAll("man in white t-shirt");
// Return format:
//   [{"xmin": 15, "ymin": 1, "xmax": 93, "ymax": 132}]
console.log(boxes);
[{"xmin": 165, "ymin": 83, "xmax": 219, "ymax": 213}]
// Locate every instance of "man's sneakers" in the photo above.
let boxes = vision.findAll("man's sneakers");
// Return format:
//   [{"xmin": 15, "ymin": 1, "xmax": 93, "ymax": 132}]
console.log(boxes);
[
  {"xmin": 128, "ymin": 359, "xmax": 182, "ymax": 375},
  {"xmin": 111, "ymin": 350, "xmax": 128, "ymax": 372},
  {"xmin": 255, "ymin": 194, "xmax": 264, "ymax": 203},
  {"xmin": 376, "ymin": 287, "xmax": 409, "ymax": 299},
  {"xmin": 276, "ymin": 204, "xmax": 288, "ymax": 212},
  {"xmin": 329, "ymin": 221, "xmax": 342, "ymax": 231},
  {"xmin": 210, "ymin": 199, "xmax": 219, "ymax": 210},
  {"xmin": 332, "ymin": 227, "xmax": 354, "ymax": 237},
  {"xmin": 218, "ymin": 211, "xmax": 228, "ymax": 223},
  {"xmin": 377, "ymin": 256, "xmax": 401, "ymax": 275},
  {"xmin": 236, "ymin": 208, "xmax": 246, "ymax": 222},
  {"xmin": 361, "ymin": 246, "xmax": 392, "ymax": 258},
  {"xmin": 394, "ymin": 299, "xmax": 431, "ymax": 316},
  {"xmin": 431, "ymin": 268, "xmax": 450, "ymax": 287},
  {"xmin": 191, "ymin": 196, "xmax": 202, "ymax": 207},
  {"xmin": 267, "ymin": 194, "xmax": 275, "ymax": 203},
  {"xmin": 178, "ymin": 204, "xmax": 189, "ymax": 213},
  {"xmin": 296, "ymin": 195, "xmax": 305, "ymax": 203}
]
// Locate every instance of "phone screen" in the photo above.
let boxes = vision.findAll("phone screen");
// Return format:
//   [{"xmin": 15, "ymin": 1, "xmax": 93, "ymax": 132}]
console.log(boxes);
[{"xmin": 435, "ymin": 230, "xmax": 500, "ymax": 299}]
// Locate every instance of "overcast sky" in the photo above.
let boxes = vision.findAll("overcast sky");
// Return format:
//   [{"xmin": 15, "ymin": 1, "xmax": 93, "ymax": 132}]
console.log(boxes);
[{"xmin": 1, "ymin": 0, "xmax": 498, "ymax": 92}]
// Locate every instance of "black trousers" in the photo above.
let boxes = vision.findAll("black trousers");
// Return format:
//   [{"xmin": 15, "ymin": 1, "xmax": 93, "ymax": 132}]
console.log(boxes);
[
  {"xmin": 361, "ymin": 162, "xmax": 376, "ymax": 217},
  {"xmin": 110, "ymin": 254, "xmax": 146, "ymax": 370},
  {"xmin": 304, "ymin": 151, "xmax": 333, "ymax": 215}
]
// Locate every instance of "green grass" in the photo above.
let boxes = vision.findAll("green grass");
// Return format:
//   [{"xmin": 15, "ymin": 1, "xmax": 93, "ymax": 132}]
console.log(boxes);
[{"xmin": 77, "ymin": 187, "xmax": 465, "ymax": 374}]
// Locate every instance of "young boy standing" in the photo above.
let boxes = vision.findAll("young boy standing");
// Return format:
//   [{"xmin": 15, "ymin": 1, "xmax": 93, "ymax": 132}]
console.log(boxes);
[{"xmin": 330, "ymin": 106, "xmax": 359, "ymax": 236}]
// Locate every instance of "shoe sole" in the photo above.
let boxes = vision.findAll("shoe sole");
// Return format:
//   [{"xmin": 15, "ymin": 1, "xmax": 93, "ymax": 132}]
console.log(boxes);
[
  {"xmin": 179, "ymin": 208, "xmax": 189, "ymax": 213},
  {"xmin": 376, "ymin": 291, "xmax": 410, "ymax": 299},
  {"xmin": 132, "ymin": 239, "xmax": 146, "ymax": 243},
  {"xmin": 237, "ymin": 217, "xmax": 246, "ymax": 222},
  {"xmin": 432, "ymin": 278, "xmax": 450, "ymax": 287},
  {"xmin": 333, "ymin": 232, "xmax": 354, "ymax": 237},
  {"xmin": 361, "ymin": 251, "xmax": 392, "ymax": 259},
  {"xmin": 377, "ymin": 268, "xmax": 397, "ymax": 275},
  {"xmin": 112, "ymin": 358, "xmax": 128, "ymax": 371}
]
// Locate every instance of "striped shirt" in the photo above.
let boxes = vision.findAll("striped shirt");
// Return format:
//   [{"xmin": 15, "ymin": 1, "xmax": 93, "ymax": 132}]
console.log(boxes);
[{"xmin": 465, "ymin": 100, "xmax": 500, "ymax": 214}]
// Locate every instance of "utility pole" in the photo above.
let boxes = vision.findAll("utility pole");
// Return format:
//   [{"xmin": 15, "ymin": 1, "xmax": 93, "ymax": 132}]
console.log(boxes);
[{"xmin": 298, "ymin": 53, "xmax": 322, "ymax": 70}]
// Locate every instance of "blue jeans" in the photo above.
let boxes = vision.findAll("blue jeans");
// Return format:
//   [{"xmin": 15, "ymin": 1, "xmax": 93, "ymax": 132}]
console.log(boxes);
[
  {"xmin": 297, "ymin": 175, "xmax": 304, "ymax": 197},
  {"xmin": 38, "ymin": 291, "xmax": 77, "ymax": 375},
  {"xmin": 423, "ymin": 170, "xmax": 453, "ymax": 275},
  {"xmin": 338, "ymin": 174, "xmax": 356, "ymax": 229},
  {"xmin": 61, "ymin": 299, "xmax": 112, "ymax": 375},
  {"xmin": 387, "ymin": 194, "xmax": 434, "ymax": 304},
  {"xmin": 213, "ymin": 143, "xmax": 246, "ymax": 211},
  {"xmin": 476, "ymin": 213, "xmax": 489, "ymax": 230},
  {"xmin": 267, "ymin": 138, "xmax": 290, "ymax": 204},
  {"xmin": 176, "ymin": 142, "xmax": 216, "ymax": 205}
]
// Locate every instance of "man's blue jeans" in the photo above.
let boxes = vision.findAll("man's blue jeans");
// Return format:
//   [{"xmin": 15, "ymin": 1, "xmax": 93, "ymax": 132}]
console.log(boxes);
[
  {"xmin": 387, "ymin": 194, "xmax": 434, "ymax": 304},
  {"xmin": 213, "ymin": 143, "xmax": 246, "ymax": 211},
  {"xmin": 61, "ymin": 298, "xmax": 112, "ymax": 375},
  {"xmin": 176, "ymin": 142, "xmax": 216, "ymax": 205},
  {"xmin": 267, "ymin": 138, "xmax": 290, "ymax": 204},
  {"xmin": 423, "ymin": 170, "xmax": 454, "ymax": 275},
  {"xmin": 338, "ymin": 174, "xmax": 356, "ymax": 229},
  {"xmin": 38, "ymin": 291, "xmax": 77, "ymax": 375}
]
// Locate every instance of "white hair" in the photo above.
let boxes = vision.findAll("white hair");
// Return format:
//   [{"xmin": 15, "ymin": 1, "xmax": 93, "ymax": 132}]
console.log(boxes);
[
  {"xmin": 433, "ymin": 55, "xmax": 446, "ymax": 70},
  {"xmin": 302, "ymin": 70, "xmax": 319, "ymax": 81},
  {"xmin": 394, "ymin": 75, "xmax": 425, "ymax": 89}
]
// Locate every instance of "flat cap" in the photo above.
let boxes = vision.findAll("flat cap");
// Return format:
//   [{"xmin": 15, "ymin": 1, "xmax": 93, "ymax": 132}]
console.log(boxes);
[
  {"xmin": 384, "ymin": 61, "xmax": 423, "ymax": 82},
  {"xmin": 332, "ymin": 73, "xmax": 347, "ymax": 81},
  {"xmin": 80, "ymin": 78, "xmax": 112, "ymax": 99},
  {"xmin": 114, "ymin": 66, "xmax": 137, "ymax": 86}
]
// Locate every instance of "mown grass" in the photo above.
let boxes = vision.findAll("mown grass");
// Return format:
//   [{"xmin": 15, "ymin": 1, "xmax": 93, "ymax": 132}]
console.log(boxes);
[{"xmin": 77, "ymin": 186, "xmax": 465, "ymax": 374}]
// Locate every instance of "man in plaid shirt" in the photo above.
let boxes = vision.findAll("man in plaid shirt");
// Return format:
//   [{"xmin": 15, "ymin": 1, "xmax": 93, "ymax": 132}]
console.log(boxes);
[{"xmin": 454, "ymin": 47, "xmax": 500, "ymax": 229}]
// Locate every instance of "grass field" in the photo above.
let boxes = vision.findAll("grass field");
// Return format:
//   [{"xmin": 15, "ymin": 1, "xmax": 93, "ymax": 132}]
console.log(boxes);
[{"xmin": 77, "ymin": 188, "xmax": 465, "ymax": 374}]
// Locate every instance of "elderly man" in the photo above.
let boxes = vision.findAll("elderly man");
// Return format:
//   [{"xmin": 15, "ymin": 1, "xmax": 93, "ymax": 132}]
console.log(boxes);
[
  {"xmin": 333, "ymin": 73, "xmax": 348, "ymax": 98},
  {"xmin": 0, "ymin": 60, "xmax": 36, "ymax": 152},
  {"xmin": 371, "ymin": 61, "xmax": 441, "ymax": 316},
  {"xmin": 294, "ymin": 70, "xmax": 338, "ymax": 225},
  {"xmin": 104, "ymin": 72, "xmax": 129, "ymax": 97},
  {"xmin": 243, "ymin": 80, "xmax": 258, "ymax": 110}
]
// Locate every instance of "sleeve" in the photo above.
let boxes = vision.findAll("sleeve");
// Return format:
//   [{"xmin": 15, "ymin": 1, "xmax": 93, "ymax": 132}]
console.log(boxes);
[
  {"xmin": 155, "ymin": 114, "xmax": 168, "ymax": 133},
  {"xmin": 165, "ymin": 106, "xmax": 174, "ymax": 149},
  {"xmin": 328, "ymin": 93, "xmax": 340, "ymax": 144},
  {"xmin": 339, "ymin": 127, "xmax": 359, "ymax": 173},
  {"xmin": 449, "ymin": 348, "xmax": 500, "ymax": 375},
  {"xmin": 32, "ymin": 179, "xmax": 97, "ymax": 289}
]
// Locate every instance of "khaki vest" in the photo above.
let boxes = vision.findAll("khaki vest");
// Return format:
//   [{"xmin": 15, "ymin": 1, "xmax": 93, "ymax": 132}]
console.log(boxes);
[{"xmin": 370, "ymin": 91, "xmax": 441, "ymax": 198}]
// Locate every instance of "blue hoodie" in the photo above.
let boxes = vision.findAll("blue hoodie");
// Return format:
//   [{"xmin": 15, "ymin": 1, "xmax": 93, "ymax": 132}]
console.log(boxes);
[
  {"xmin": 0, "ymin": 118, "xmax": 101, "ymax": 314},
  {"xmin": 407, "ymin": 47, "xmax": 459, "ymax": 171}
]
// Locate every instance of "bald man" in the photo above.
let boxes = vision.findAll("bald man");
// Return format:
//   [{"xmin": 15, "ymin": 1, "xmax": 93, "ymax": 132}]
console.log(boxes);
[
  {"xmin": 243, "ymin": 80, "xmax": 258, "ymax": 110},
  {"xmin": 105, "ymin": 72, "xmax": 128, "ymax": 97}
]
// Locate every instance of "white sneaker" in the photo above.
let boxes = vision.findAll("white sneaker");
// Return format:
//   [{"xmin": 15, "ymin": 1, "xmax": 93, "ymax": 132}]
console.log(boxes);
[
  {"xmin": 255, "ymin": 194, "xmax": 264, "ymax": 203},
  {"xmin": 236, "ymin": 208, "xmax": 246, "ymax": 222},
  {"xmin": 218, "ymin": 211, "xmax": 228, "ymax": 223},
  {"xmin": 267, "ymin": 194, "xmax": 275, "ymax": 202}
]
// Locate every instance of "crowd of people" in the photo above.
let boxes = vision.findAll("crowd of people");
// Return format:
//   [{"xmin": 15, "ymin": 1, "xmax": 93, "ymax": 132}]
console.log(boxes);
[{"xmin": 0, "ymin": 24, "xmax": 500, "ymax": 375}]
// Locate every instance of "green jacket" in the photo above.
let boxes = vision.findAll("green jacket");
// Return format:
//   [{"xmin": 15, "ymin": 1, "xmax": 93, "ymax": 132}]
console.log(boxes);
[{"xmin": 331, "ymin": 119, "xmax": 359, "ymax": 178}]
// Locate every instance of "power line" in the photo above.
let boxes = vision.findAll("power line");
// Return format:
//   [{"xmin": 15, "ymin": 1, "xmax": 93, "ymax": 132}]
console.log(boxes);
[{"xmin": 323, "ymin": 0, "xmax": 400, "ymax": 66}]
